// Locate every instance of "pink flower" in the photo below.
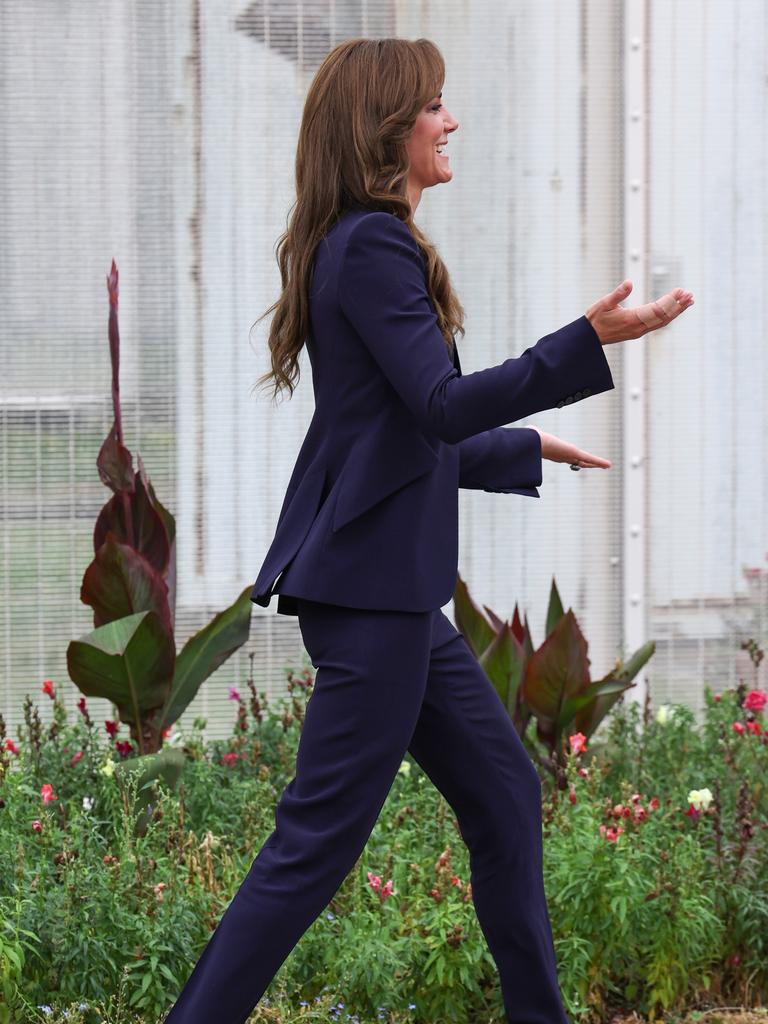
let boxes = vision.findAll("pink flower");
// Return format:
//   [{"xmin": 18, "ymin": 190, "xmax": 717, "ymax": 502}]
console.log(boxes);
[
  {"xmin": 40, "ymin": 784, "xmax": 58, "ymax": 805},
  {"xmin": 732, "ymin": 721, "xmax": 745, "ymax": 735},
  {"xmin": 42, "ymin": 680, "xmax": 55, "ymax": 699},
  {"xmin": 743, "ymin": 690, "xmax": 767, "ymax": 713},
  {"xmin": 367, "ymin": 871, "xmax": 382, "ymax": 891},
  {"xmin": 221, "ymin": 752, "xmax": 240, "ymax": 767},
  {"xmin": 569, "ymin": 732, "xmax": 587, "ymax": 755},
  {"xmin": 380, "ymin": 879, "xmax": 395, "ymax": 901},
  {"xmin": 577, "ymin": 767, "xmax": 589, "ymax": 778},
  {"xmin": 649, "ymin": 797, "xmax": 660, "ymax": 810},
  {"xmin": 229, "ymin": 687, "xmax": 242, "ymax": 702},
  {"xmin": 69, "ymin": 750, "xmax": 84, "ymax": 766},
  {"xmin": 4, "ymin": 739, "xmax": 19, "ymax": 755},
  {"xmin": 568, "ymin": 786, "xmax": 577, "ymax": 805},
  {"xmin": 714, "ymin": 693, "xmax": 722, "ymax": 702},
  {"xmin": 599, "ymin": 825, "xmax": 623, "ymax": 842},
  {"xmin": 31, "ymin": 820, "xmax": 42, "ymax": 833},
  {"xmin": 104, "ymin": 720, "xmax": 119, "ymax": 737}
]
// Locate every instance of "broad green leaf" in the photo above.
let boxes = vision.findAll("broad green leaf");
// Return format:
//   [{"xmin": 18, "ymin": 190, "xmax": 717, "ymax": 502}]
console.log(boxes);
[
  {"xmin": 66, "ymin": 609, "xmax": 175, "ymax": 724},
  {"xmin": 160, "ymin": 585, "xmax": 253, "ymax": 728}
]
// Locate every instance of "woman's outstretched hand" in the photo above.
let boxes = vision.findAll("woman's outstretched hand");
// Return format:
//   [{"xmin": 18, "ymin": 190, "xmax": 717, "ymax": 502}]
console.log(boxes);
[
  {"xmin": 585, "ymin": 280, "xmax": 694, "ymax": 345},
  {"xmin": 527, "ymin": 426, "xmax": 611, "ymax": 470}
]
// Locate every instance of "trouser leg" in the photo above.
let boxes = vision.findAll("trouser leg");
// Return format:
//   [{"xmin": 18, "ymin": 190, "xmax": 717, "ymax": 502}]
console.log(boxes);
[
  {"xmin": 407, "ymin": 612, "xmax": 570, "ymax": 1024},
  {"xmin": 164, "ymin": 598, "xmax": 435, "ymax": 1024}
]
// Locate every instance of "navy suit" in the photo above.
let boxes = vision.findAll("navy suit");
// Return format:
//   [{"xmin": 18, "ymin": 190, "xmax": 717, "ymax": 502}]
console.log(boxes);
[
  {"xmin": 251, "ymin": 207, "xmax": 615, "ymax": 616},
  {"xmin": 165, "ymin": 208, "xmax": 615, "ymax": 1024}
]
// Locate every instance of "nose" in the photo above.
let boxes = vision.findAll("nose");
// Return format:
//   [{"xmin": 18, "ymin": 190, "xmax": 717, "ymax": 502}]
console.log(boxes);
[{"xmin": 445, "ymin": 109, "xmax": 459, "ymax": 133}]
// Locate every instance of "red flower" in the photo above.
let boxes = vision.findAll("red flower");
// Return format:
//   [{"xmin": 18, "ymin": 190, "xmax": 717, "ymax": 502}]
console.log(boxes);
[
  {"xmin": 685, "ymin": 804, "xmax": 700, "ymax": 819},
  {"xmin": 746, "ymin": 721, "xmax": 762, "ymax": 735},
  {"xmin": 31, "ymin": 820, "xmax": 43, "ymax": 833},
  {"xmin": 77, "ymin": 697, "xmax": 87, "ymax": 715},
  {"xmin": 42, "ymin": 680, "xmax": 55, "ymax": 699},
  {"xmin": 568, "ymin": 786, "xmax": 577, "ymax": 805},
  {"xmin": 4, "ymin": 739, "xmax": 19, "ymax": 755},
  {"xmin": 221, "ymin": 752, "xmax": 240, "ymax": 767},
  {"xmin": 569, "ymin": 732, "xmax": 587, "ymax": 755},
  {"xmin": 732, "ymin": 722, "xmax": 745, "ymax": 735},
  {"xmin": 104, "ymin": 720, "xmax": 119, "ymax": 737},
  {"xmin": 40, "ymin": 784, "xmax": 58, "ymax": 805},
  {"xmin": 115, "ymin": 740, "xmax": 134, "ymax": 759},
  {"xmin": 69, "ymin": 751, "xmax": 84, "ymax": 766},
  {"xmin": 649, "ymin": 797, "xmax": 660, "ymax": 811},
  {"xmin": 743, "ymin": 689, "xmax": 767, "ymax": 713},
  {"xmin": 161, "ymin": 726, "xmax": 172, "ymax": 739}
]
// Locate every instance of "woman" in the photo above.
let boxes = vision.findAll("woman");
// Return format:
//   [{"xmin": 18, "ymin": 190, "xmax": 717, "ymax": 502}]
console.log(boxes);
[{"xmin": 165, "ymin": 37, "xmax": 693, "ymax": 1024}]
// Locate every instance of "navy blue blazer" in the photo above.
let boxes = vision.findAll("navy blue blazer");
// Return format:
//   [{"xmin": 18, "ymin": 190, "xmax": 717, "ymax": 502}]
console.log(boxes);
[{"xmin": 251, "ymin": 207, "xmax": 615, "ymax": 616}]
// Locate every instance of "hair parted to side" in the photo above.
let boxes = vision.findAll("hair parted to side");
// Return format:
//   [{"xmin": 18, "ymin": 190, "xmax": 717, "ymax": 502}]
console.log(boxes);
[{"xmin": 250, "ymin": 36, "xmax": 466, "ymax": 402}]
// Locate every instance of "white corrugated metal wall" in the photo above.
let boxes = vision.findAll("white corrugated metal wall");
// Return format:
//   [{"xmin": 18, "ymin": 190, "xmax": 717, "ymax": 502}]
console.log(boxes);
[{"xmin": 1, "ymin": 0, "xmax": 765, "ymax": 743}]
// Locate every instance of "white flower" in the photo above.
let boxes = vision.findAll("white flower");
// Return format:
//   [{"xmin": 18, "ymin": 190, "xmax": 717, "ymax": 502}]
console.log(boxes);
[
  {"xmin": 82, "ymin": 795, "xmax": 94, "ymax": 811},
  {"xmin": 655, "ymin": 704, "xmax": 674, "ymax": 724},
  {"xmin": 99, "ymin": 758, "xmax": 116, "ymax": 777},
  {"xmin": 687, "ymin": 787, "xmax": 713, "ymax": 811},
  {"xmin": 398, "ymin": 760, "xmax": 411, "ymax": 776}
]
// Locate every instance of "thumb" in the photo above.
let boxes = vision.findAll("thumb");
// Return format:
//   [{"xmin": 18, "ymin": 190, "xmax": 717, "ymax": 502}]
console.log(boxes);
[{"xmin": 611, "ymin": 280, "xmax": 633, "ymax": 305}]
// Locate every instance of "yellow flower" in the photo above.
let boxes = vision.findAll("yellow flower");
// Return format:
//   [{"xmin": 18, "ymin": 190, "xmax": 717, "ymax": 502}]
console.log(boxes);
[
  {"xmin": 398, "ymin": 760, "xmax": 411, "ymax": 776},
  {"xmin": 100, "ymin": 758, "xmax": 116, "ymax": 777},
  {"xmin": 655, "ymin": 704, "xmax": 673, "ymax": 724},
  {"xmin": 687, "ymin": 787, "xmax": 713, "ymax": 811}
]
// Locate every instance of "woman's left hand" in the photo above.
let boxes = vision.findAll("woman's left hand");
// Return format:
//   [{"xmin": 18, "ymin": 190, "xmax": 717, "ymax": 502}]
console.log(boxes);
[{"xmin": 527, "ymin": 425, "xmax": 611, "ymax": 470}]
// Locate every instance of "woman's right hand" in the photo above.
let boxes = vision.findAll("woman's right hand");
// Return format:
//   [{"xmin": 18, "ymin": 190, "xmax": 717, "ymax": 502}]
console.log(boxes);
[{"xmin": 585, "ymin": 280, "xmax": 694, "ymax": 346}]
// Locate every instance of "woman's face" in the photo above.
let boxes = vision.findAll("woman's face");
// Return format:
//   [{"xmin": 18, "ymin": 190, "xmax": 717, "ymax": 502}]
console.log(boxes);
[{"xmin": 405, "ymin": 92, "xmax": 459, "ymax": 200}]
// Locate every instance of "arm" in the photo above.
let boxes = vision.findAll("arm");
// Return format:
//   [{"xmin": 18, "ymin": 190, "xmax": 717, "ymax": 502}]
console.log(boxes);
[
  {"xmin": 458, "ymin": 426, "xmax": 542, "ymax": 496},
  {"xmin": 337, "ymin": 212, "xmax": 615, "ymax": 445}
]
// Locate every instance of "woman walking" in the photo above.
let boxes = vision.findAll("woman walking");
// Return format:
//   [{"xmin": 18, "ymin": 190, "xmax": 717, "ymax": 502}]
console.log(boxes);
[{"xmin": 165, "ymin": 36, "xmax": 694, "ymax": 1024}]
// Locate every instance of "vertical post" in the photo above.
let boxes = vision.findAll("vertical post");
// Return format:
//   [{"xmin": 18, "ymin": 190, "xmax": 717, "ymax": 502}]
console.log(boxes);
[{"xmin": 624, "ymin": 0, "xmax": 649, "ymax": 706}]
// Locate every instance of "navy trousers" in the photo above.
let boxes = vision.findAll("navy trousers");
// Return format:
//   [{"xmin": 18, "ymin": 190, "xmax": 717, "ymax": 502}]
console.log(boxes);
[{"xmin": 164, "ymin": 597, "xmax": 569, "ymax": 1024}]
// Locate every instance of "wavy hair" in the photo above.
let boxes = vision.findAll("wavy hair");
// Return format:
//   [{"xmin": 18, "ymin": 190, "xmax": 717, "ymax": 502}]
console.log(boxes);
[{"xmin": 251, "ymin": 37, "xmax": 466, "ymax": 401}]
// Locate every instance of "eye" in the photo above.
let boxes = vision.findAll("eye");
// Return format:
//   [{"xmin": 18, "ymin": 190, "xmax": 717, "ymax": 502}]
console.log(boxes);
[{"xmin": 430, "ymin": 103, "xmax": 442, "ymax": 112}]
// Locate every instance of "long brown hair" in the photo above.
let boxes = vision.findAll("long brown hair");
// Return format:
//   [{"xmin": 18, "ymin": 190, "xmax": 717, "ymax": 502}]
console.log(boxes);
[{"xmin": 251, "ymin": 37, "xmax": 466, "ymax": 402}]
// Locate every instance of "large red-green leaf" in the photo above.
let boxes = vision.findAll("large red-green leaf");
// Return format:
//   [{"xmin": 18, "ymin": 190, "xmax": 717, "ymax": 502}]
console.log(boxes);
[
  {"xmin": 80, "ymin": 532, "xmax": 171, "ymax": 631},
  {"xmin": 521, "ymin": 609, "xmax": 591, "ymax": 744},
  {"xmin": 141, "ymin": 455, "xmax": 177, "ymax": 625},
  {"xmin": 478, "ymin": 621, "xmax": 526, "ymax": 715},
  {"xmin": 159, "ymin": 585, "xmax": 253, "ymax": 728},
  {"xmin": 93, "ymin": 470, "xmax": 170, "ymax": 576},
  {"xmin": 66, "ymin": 609, "xmax": 175, "ymax": 728},
  {"xmin": 97, "ymin": 418, "xmax": 135, "ymax": 493},
  {"xmin": 453, "ymin": 574, "xmax": 495, "ymax": 658},
  {"xmin": 544, "ymin": 577, "xmax": 565, "ymax": 639}
]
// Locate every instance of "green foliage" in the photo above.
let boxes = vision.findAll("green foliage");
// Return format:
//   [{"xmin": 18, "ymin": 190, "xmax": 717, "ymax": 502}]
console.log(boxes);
[
  {"xmin": 453, "ymin": 574, "xmax": 654, "ymax": 775},
  {"xmin": 0, "ymin": 650, "xmax": 766, "ymax": 1023}
]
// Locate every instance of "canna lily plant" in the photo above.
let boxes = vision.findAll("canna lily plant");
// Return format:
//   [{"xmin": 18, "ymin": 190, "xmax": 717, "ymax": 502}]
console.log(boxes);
[
  {"xmin": 453, "ymin": 573, "xmax": 653, "ymax": 775},
  {"xmin": 66, "ymin": 260, "xmax": 253, "ymax": 757}
]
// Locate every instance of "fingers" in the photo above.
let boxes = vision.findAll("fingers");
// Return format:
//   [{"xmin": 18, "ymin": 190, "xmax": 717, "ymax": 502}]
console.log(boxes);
[
  {"xmin": 570, "ymin": 449, "xmax": 611, "ymax": 469},
  {"xmin": 635, "ymin": 288, "xmax": 695, "ymax": 330}
]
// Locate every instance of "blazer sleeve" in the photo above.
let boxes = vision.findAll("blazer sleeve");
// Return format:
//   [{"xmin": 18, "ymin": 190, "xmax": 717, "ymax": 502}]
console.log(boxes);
[
  {"xmin": 337, "ymin": 211, "xmax": 615, "ymax": 444},
  {"xmin": 457, "ymin": 426, "xmax": 542, "ymax": 496}
]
